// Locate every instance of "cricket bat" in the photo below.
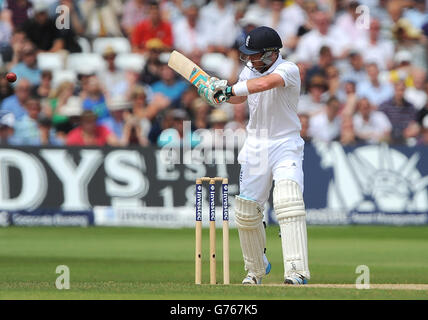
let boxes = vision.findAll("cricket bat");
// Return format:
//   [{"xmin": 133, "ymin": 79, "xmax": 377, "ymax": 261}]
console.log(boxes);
[
  {"xmin": 168, "ymin": 51, "xmax": 227, "ymax": 103},
  {"xmin": 168, "ymin": 50, "xmax": 211, "ymax": 88}
]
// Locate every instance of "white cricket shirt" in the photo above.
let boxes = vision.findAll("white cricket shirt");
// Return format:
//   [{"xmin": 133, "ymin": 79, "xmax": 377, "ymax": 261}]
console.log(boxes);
[{"xmin": 238, "ymin": 55, "xmax": 302, "ymax": 139}]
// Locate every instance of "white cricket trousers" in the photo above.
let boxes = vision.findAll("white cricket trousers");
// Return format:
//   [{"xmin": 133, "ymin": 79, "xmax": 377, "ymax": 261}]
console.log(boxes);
[{"xmin": 237, "ymin": 132, "xmax": 305, "ymax": 205}]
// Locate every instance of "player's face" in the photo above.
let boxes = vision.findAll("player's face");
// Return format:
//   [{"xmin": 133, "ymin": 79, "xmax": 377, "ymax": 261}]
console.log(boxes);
[
  {"xmin": 249, "ymin": 53, "xmax": 265, "ymax": 68},
  {"xmin": 240, "ymin": 52, "xmax": 266, "ymax": 72}
]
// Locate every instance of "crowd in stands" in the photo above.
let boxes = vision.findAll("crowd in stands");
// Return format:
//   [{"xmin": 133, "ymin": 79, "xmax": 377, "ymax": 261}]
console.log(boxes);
[{"xmin": 0, "ymin": 0, "xmax": 428, "ymax": 148}]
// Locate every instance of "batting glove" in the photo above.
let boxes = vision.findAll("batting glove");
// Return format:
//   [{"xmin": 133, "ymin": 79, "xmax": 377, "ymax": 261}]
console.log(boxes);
[{"xmin": 198, "ymin": 77, "xmax": 229, "ymax": 105}]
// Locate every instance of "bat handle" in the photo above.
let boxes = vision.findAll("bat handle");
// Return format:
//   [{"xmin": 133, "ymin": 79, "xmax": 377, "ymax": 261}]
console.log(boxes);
[{"xmin": 214, "ymin": 91, "xmax": 227, "ymax": 103}]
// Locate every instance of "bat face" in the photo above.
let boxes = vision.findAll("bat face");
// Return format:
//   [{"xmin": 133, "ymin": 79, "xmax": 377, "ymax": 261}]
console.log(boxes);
[
  {"xmin": 189, "ymin": 67, "xmax": 209, "ymax": 88},
  {"xmin": 168, "ymin": 50, "xmax": 226, "ymax": 103},
  {"xmin": 168, "ymin": 50, "xmax": 210, "ymax": 89}
]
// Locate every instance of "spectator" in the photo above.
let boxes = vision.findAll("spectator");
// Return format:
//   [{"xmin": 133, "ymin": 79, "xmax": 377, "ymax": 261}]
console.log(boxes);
[
  {"xmin": 339, "ymin": 115, "xmax": 362, "ymax": 146},
  {"xmin": 102, "ymin": 95, "xmax": 149, "ymax": 146},
  {"xmin": 335, "ymin": 1, "xmax": 369, "ymax": 47},
  {"xmin": 298, "ymin": 75, "xmax": 328, "ymax": 116},
  {"xmin": 340, "ymin": 80, "xmax": 358, "ymax": 116},
  {"xmin": 365, "ymin": 1, "xmax": 394, "ymax": 40},
  {"xmin": 404, "ymin": 68, "xmax": 427, "ymax": 110},
  {"xmin": 97, "ymin": 46, "xmax": 128, "ymax": 100},
  {"xmin": 123, "ymin": 61, "xmax": 146, "ymax": 103},
  {"xmin": 80, "ymin": 0, "xmax": 123, "ymax": 38},
  {"xmin": 66, "ymin": 110, "xmax": 119, "ymax": 146},
  {"xmin": 356, "ymin": 63, "xmax": 394, "ymax": 107},
  {"xmin": 355, "ymin": 19, "xmax": 394, "ymax": 70},
  {"xmin": 127, "ymin": 86, "xmax": 153, "ymax": 141},
  {"xmin": 45, "ymin": 81, "xmax": 81, "ymax": 133},
  {"xmin": 176, "ymin": 85, "xmax": 198, "ymax": 112},
  {"xmin": 293, "ymin": 0, "xmax": 319, "ymax": 40},
  {"xmin": 308, "ymin": 96, "xmax": 342, "ymax": 143},
  {"xmin": 10, "ymin": 42, "xmax": 41, "ymax": 87},
  {"xmin": 6, "ymin": 29, "xmax": 28, "ymax": 69},
  {"xmin": 235, "ymin": 10, "xmax": 263, "ymax": 49},
  {"xmin": 131, "ymin": 1, "xmax": 173, "ymax": 53},
  {"xmin": 101, "ymin": 96, "xmax": 130, "ymax": 140},
  {"xmin": 0, "ymin": 9, "xmax": 13, "ymax": 63},
  {"xmin": 246, "ymin": 0, "xmax": 271, "ymax": 25},
  {"xmin": 49, "ymin": 0, "xmax": 85, "ymax": 35},
  {"xmin": 150, "ymin": 60, "xmax": 188, "ymax": 105},
  {"xmin": 379, "ymin": 80, "xmax": 420, "ymax": 144},
  {"xmin": 128, "ymin": 85, "xmax": 149, "ymax": 119},
  {"xmin": 12, "ymin": 95, "xmax": 62, "ymax": 145},
  {"xmin": 160, "ymin": 0, "xmax": 187, "ymax": 24},
  {"xmin": 76, "ymin": 70, "xmax": 96, "ymax": 99},
  {"xmin": 5, "ymin": 0, "xmax": 32, "ymax": 29},
  {"xmin": 403, "ymin": 0, "xmax": 428, "ymax": 29},
  {"xmin": 172, "ymin": 0, "xmax": 206, "ymax": 55},
  {"xmin": 298, "ymin": 113, "xmax": 311, "ymax": 143},
  {"xmin": 1, "ymin": 78, "xmax": 31, "ymax": 120},
  {"xmin": 157, "ymin": 108, "xmax": 198, "ymax": 147},
  {"xmin": 416, "ymin": 94, "xmax": 428, "ymax": 127},
  {"xmin": 12, "ymin": 95, "xmax": 42, "ymax": 145},
  {"xmin": 148, "ymin": 107, "xmax": 173, "ymax": 144},
  {"xmin": 22, "ymin": 2, "xmax": 64, "ymax": 52},
  {"xmin": 82, "ymin": 77, "xmax": 111, "ymax": 122},
  {"xmin": 296, "ymin": 61, "xmax": 309, "ymax": 94},
  {"xmin": 203, "ymin": 108, "xmax": 229, "ymax": 149},
  {"xmin": 389, "ymin": 50, "xmax": 414, "ymax": 87},
  {"xmin": 325, "ymin": 64, "xmax": 341, "ymax": 99},
  {"xmin": 306, "ymin": 46, "xmax": 334, "ymax": 88},
  {"xmin": 122, "ymin": 115, "xmax": 150, "ymax": 146},
  {"xmin": 139, "ymin": 38, "xmax": 164, "ymax": 85},
  {"xmin": 417, "ymin": 116, "xmax": 428, "ymax": 145},
  {"xmin": 49, "ymin": 0, "xmax": 83, "ymax": 52},
  {"xmin": 121, "ymin": 0, "xmax": 148, "ymax": 36},
  {"xmin": 189, "ymin": 97, "xmax": 210, "ymax": 130},
  {"xmin": 294, "ymin": 10, "xmax": 350, "ymax": 63},
  {"xmin": 392, "ymin": 18, "xmax": 427, "ymax": 70},
  {"xmin": 339, "ymin": 50, "xmax": 368, "ymax": 85},
  {"xmin": 353, "ymin": 97, "xmax": 392, "ymax": 144},
  {"xmin": 199, "ymin": 0, "xmax": 237, "ymax": 53},
  {"xmin": 38, "ymin": 115, "xmax": 63, "ymax": 145},
  {"xmin": 271, "ymin": 0, "xmax": 306, "ymax": 45},
  {"xmin": 0, "ymin": 109, "xmax": 14, "ymax": 145},
  {"xmin": 34, "ymin": 70, "xmax": 53, "ymax": 99}
]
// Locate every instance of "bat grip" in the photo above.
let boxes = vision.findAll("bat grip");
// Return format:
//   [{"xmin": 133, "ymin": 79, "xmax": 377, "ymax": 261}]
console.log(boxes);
[{"xmin": 214, "ymin": 90, "xmax": 227, "ymax": 103}]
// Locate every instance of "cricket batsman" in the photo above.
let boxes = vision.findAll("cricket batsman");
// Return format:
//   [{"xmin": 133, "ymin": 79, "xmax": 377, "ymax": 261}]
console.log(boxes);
[{"xmin": 198, "ymin": 26, "xmax": 310, "ymax": 285}]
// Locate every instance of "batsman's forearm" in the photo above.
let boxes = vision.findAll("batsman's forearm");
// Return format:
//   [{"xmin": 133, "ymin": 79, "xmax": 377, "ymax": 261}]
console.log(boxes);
[
  {"xmin": 228, "ymin": 96, "xmax": 247, "ymax": 104},
  {"xmin": 230, "ymin": 74, "xmax": 285, "ymax": 96},
  {"xmin": 244, "ymin": 78, "xmax": 273, "ymax": 93}
]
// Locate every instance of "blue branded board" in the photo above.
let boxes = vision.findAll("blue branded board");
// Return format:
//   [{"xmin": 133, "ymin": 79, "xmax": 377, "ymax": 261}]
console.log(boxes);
[
  {"xmin": 0, "ymin": 144, "xmax": 427, "ymax": 226},
  {"xmin": 299, "ymin": 142, "xmax": 428, "ymax": 225}
]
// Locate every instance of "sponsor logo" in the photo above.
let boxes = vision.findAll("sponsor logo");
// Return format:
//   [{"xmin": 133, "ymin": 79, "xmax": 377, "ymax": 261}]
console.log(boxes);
[
  {"xmin": 222, "ymin": 186, "xmax": 229, "ymax": 221},
  {"xmin": 209, "ymin": 186, "xmax": 216, "ymax": 221},
  {"xmin": 196, "ymin": 184, "xmax": 202, "ymax": 221},
  {"xmin": 189, "ymin": 67, "xmax": 208, "ymax": 87},
  {"xmin": 315, "ymin": 142, "xmax": 428, "ymax": 219}
]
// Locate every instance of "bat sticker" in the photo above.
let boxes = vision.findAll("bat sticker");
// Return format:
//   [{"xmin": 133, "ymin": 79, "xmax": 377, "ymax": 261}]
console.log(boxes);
[{"xmin": 189, "ymin": 67, "xmax": 208, "ymax": 87}]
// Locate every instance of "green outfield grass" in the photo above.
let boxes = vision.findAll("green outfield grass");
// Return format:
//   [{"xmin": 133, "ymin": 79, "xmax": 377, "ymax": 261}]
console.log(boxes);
[{"xmin": 0, "ymin": 226, "xmax": 427, "ymax": 299}]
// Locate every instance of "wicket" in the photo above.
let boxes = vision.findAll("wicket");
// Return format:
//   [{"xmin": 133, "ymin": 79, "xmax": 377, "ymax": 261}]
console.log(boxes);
[{"xmin": 195, "ymin": 177, "xmax": 229, "ymax": 285}]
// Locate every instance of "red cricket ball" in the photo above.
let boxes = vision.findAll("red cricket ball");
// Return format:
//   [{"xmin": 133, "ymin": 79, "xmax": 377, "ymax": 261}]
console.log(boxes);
[{"xmin": 6, "ymin": 72, "xmax": 17, "ymax": 83}]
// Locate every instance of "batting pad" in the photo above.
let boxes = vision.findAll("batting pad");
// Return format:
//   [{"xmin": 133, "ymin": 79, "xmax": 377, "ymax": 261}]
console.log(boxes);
[
  {"xmin": 234, "ymin": 196, "xmax": 266, "ymax": 278},
  {"xmin": 273, "ymin": 180, "xmax": 310, "ymax": 279}
]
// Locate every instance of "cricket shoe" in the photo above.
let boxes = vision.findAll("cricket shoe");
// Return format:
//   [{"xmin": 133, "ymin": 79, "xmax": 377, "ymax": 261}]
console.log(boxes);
[
  {"xmin": 284, "ymin": 273, "xmax": 308, "ymax": 285},
  {"xmin": 242, "ymin": 272, "xmax": 262, "ymax": 285}
]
